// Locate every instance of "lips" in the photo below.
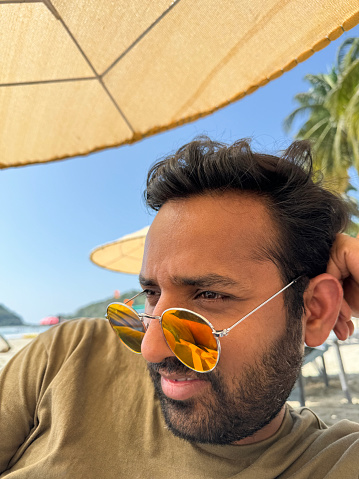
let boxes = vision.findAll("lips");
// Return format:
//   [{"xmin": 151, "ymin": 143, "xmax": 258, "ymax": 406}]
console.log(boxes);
[
  {"xmin": 147, "ymin": 358, "xmax": 211, "ymax": 400},
  {"xmin": 160, "ymin": 371, "xmax": 199, "ymax": 381},
  {"xmin": 160, "ymin": 373, "xmax": 208, "ymax": 401},
  {"xmin": 169, "ymin": 377, "xmax": 197, "ymax": 382}
]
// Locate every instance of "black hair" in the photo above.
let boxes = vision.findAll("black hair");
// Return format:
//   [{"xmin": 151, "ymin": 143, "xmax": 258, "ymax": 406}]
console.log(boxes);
[{"xmin": 145, "ymin": 137, "xmax": 355, "ymax": 318}]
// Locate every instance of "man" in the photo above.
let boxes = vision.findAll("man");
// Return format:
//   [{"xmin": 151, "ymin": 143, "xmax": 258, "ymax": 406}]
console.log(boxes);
[{"xmin": 0, "ymin": 138, "xmax": 358, "ymax": 478}]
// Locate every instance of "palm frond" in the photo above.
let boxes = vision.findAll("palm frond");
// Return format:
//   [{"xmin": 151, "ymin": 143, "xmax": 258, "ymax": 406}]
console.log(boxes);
[
  {"xmin": 323, "ymin": 69, "xmax": 338, "ymax": 89},
  {"xmin": 285, "ymin": 37, "xmax": 359, "ymax": 190},
  {"xmin": 333, "ymin": 119, "xmax": 346, "ymax": 171},
  {"xmin": 313, "ymin": 123, "xmax": 333, "ymax": 158},
  {"xmin": 334, "ymin": 58, "xmax": 359, "ymax": 114},
  {"xmin": 283, "ymin": 106, "xmax": 317, "ymax": 132},
  {"xmin": 294, "ymin": 107, "xmax": 330, "ymax": 138},
  {"xmin": 304, "ymin": 73, "xmax": 334, "ymax": 93},
  {"xmin": 301, "ymin": 117, "xmax": 330, "ymax": 140},
  {"xmin": 294, "ymin": 91, "xmax": 326, "ymax": 106},
  {"xmin": 337, "ymin": 38, "xmax": 359, "ymax": 75},
  {"xmin": 350, "ymin": 139, "xmax": 359, "ymax": 170},
  {"xmin": 337, "ymin": 38, "xmax": 356, "ymax": 72},
  {"xmin": 345, "ymin": 87, "xmax": 359, "ymax": 167}
]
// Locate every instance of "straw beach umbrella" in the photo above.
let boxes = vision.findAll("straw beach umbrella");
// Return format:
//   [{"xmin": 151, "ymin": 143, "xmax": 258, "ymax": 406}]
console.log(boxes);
[
  {"xmin": 90, "ymin": 226, "xmax": 150, "ymax": 274},
  {"xmin": 1, "ymin": 1, "xmax": 359, "ymax": 169}
]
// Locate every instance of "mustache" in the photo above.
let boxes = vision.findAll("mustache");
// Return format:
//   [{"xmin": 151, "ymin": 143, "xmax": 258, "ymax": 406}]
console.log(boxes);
[{"xmin": 147, "ymin": 357, "xmax": 214, "ymax": 382}]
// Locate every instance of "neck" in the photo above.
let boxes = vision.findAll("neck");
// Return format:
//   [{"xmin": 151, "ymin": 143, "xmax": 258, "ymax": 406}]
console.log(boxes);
[{"xmin": 232, "ymin": 405, "xmax": 286, "ymax": 445}]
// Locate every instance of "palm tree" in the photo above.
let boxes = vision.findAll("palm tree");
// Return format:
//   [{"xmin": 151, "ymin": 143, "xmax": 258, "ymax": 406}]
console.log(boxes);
[{"xmin": 284, "ymin": 37, "xmax": 359, "ymax": 194}]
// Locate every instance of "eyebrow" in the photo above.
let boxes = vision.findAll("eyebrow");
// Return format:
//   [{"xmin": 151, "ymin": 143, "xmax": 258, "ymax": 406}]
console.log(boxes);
[{"xmin": 138, "ymin": 273, "xmax": 243, "ymax": 290}]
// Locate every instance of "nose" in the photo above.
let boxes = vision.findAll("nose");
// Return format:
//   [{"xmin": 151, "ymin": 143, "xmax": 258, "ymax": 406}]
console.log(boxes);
[{"xmin": 141, "ymin": 313, "xmax": 175, "ymax": 364}]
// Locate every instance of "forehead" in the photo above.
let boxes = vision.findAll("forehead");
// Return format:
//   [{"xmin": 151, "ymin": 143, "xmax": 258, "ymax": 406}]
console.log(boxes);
[{"xmin": 141, "ymin": 192, "xmax": 279, "ymax": 283}]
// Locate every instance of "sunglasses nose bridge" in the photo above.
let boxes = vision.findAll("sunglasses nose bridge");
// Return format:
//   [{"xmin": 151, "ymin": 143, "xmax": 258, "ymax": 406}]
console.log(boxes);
[
  {"xmin": 138, "ymin": 312, "xmax": 162, "ymax": 330},
  {"xmin": 139, "ymin": 312, "xmax": 176, "ymax": 364},
  {"xmin": 140, "ymin": 313, "xmax": 162, "ymax": 320}
]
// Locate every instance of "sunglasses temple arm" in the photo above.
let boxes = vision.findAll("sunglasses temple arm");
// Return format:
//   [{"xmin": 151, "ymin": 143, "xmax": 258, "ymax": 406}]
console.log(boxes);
[
  {"xmin": 219, "ymin": 278, "xmax": 300, "ymax": 337},
  {"xmin": 124, "ymin": 291, "xmax": 144, "ymax": 304}
]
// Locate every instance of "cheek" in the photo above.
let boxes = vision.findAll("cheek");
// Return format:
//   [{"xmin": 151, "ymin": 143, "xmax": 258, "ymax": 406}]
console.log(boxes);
[
  {"xmin": 217, "ymin": 311, "xmax": 287, "ymax": 374},
  {"xmin": 217, "ymin": 335, "xmax": 255, "ymax": 377}
]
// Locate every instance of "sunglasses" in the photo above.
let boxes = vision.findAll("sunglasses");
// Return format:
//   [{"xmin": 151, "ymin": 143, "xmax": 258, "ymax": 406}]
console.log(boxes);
[{"xmin": 106, "ymin": 278, "xmax": 300, "ymax": 373}]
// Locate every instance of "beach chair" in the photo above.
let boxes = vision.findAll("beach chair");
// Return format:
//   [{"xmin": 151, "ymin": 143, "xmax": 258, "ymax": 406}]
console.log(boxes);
[{"xmin": 289, "ymin": 341, "xmax": 352, "ymax": 406}]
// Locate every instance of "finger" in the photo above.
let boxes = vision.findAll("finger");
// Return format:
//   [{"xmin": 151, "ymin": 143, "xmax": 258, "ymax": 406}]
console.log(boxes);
[
  {"xmin": 327, "ymin": 234, "xmax": 359, "ymax": 314},
  {"xmin": 342, "ymin": 277, "xmax": 359, "ymax": 316},
  {"xmin": 333, "ymin": 298, "xmax": 354, "ymax": 340},
  {"xmin": 326, "ymin": 234, "xmax": 350, "ymax": 279}
]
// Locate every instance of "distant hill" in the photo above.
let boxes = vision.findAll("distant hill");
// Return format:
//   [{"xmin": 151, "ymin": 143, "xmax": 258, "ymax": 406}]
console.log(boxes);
[
  {"xmin": 0, "ymin": 290, "xmax": 144, "ymax": 326},
  {"xmin": 63, "ymin": 289, "xmax": 143, "ymax": 320},
  {"xmin": 0, "ymin": 304, "xmax": 24, "ymax": 326}
]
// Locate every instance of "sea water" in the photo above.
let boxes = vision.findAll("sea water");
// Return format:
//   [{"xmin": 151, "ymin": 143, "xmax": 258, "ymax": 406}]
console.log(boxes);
[{"xmin": 0, "ymin": 324, "xmax": 52, "ymax": 339}]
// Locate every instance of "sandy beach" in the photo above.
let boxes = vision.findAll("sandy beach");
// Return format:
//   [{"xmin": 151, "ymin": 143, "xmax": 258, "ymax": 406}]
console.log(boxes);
[
  {"xmin": 0, "ymin": 337, "xmax": 34, "ymax": 369},
  {"xmin": 1, "ymin": 332, "xmax": 358, "ymax": 426}
]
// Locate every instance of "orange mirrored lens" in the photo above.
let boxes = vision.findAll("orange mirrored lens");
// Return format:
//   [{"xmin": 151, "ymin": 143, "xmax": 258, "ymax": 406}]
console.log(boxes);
[
  {"xmin": 107, "ymin": 303, "xmax": 145, "ymax": 353},
  {"xmin": 162, "ymin": 310, "xmax": 218, "ymax": 372}
]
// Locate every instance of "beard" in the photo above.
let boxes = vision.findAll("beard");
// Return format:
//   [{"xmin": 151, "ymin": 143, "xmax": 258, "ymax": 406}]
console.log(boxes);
[{"xmin": 147, "ymin": 318, "xmax": 303, "ymax": 445}]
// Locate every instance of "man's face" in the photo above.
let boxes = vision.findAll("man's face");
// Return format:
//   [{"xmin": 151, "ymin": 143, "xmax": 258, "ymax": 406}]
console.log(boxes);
[{"xmin": 140, "ymin": 192, "xmax": 304, "ymax": 445}]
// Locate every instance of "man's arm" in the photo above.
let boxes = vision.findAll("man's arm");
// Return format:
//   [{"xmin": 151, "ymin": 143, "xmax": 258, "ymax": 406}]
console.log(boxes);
[{"xmin": 327, "ymin": 234, "xmax": 359, "ymax": 340}]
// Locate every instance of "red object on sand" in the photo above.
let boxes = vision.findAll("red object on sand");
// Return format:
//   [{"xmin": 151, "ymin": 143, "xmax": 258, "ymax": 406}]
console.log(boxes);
[{"xmin": 40, "ymin": 316, "xmax": 59, "ymax": 325}]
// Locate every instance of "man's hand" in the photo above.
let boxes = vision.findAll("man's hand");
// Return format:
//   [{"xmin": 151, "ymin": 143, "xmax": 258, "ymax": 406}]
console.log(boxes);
[{"xmin": 326, "ymin": 234, "xmax": 359, "ymax": 340}]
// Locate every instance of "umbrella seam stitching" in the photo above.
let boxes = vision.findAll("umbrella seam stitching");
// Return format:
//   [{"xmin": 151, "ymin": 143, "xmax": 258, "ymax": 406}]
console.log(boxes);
[
  {"xmin": 101, "ymin": 0, "xmax": 182, "ymax": 78},
  {"xmin": 45, "ymin": 0, "xmax": 135, "ymax": 132}
]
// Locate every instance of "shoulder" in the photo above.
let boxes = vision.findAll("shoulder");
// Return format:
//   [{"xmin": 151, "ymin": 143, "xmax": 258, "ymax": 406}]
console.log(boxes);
[
  {"xmin": 288, "ymin": 405, "xmax": 359, "ymax": 443},
  {"xmin": 38, "ymin": 317, "xmax": 112, "ymax": 345},
  {"xmin": 2, "ymin": 318, "xmax": 147, "ymax": 386},
  {"xmin": 28, "ymin": 317, "xmax": 122, "ymax": 359},
  {"xmin": 36, "ymin": 317, "xmax": 145, "ymax": 371},
  {"xmin": 285, "ymin": 406, "xmax": 359, "ymax": 477},
  {"xmin": 290, "ymin": 405, "xmax": 359, "ymax": 436}
]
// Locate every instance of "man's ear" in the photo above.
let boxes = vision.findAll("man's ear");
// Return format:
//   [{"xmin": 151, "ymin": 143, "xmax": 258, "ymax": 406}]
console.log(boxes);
[{"xmin": 303, "ymin": 274, "xmax": 343, "ymax": 347}]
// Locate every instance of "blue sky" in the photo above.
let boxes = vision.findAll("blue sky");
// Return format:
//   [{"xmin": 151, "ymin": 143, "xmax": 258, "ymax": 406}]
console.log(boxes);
[{"xmin": 1, "ymin": 26, "xmax": 359, "ymax": 324}]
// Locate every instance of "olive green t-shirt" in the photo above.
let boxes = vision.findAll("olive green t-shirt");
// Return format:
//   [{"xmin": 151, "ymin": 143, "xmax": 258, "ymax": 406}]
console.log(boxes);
[{"xmin": 0, "ymin": 319, "xmax": 358, "ymax": 478}]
